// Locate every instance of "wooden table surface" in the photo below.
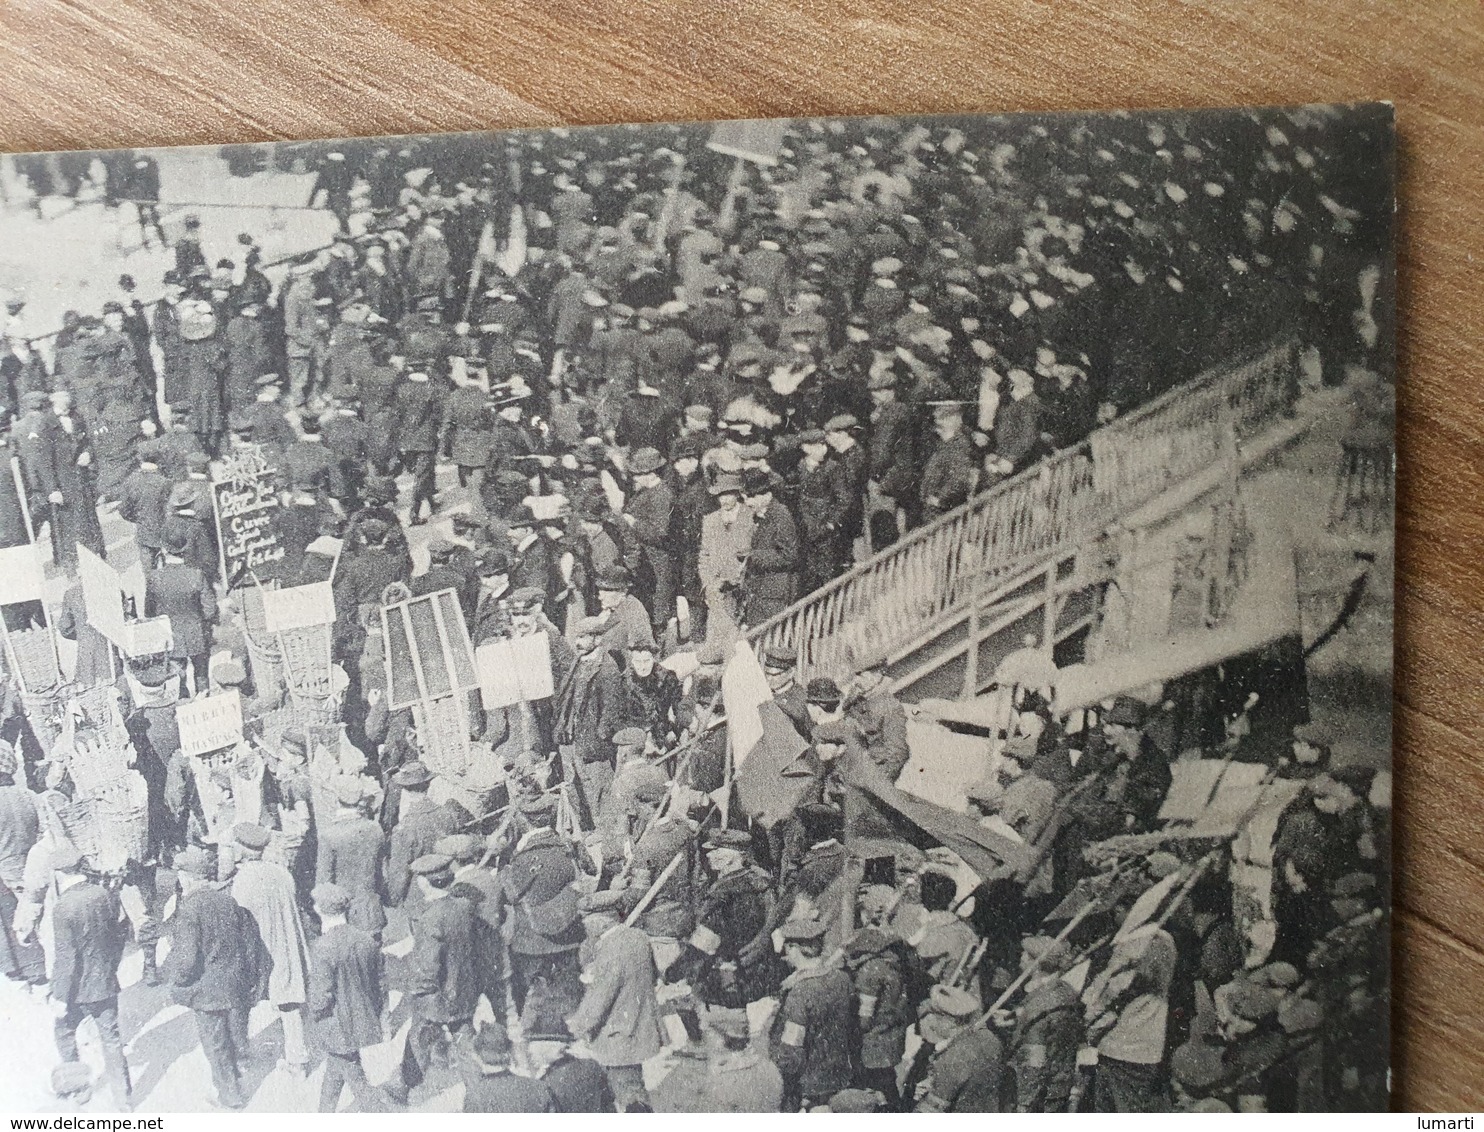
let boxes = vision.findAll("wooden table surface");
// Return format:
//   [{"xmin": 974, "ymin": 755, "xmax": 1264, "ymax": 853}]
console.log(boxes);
[{"xmin": 1, "ymin": 0, "xmax": 1479, "ymax": 1111}]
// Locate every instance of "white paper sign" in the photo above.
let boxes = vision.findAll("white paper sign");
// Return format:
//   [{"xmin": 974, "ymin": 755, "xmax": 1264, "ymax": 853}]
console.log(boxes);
[
  {"xmin": 121, "ymin": 616, "xmax": 174, "ymax": 659},
  {"xmin": 261, "ymin": 581, "xmax": 337, "ymax": 633},
  {"xmin": 476, "ymin": 631, "xmax": 555, "ymax": 709},
  {"xmin": 0, "ymin": 543, "xmax": 45, "ymax": 605},
  {"xmin": 77, "ymin": 544, "xmax": 127, "ymax": 645},
  {"xmin": 176, "ymin": 690, "xmax": 244, "ymax": 756}
]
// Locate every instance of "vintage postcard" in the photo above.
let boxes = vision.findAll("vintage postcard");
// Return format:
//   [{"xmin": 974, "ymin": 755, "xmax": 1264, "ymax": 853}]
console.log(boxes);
[{"xmin": 0, "ymin": 104, "xmax": 1394, "ymax": 1113}]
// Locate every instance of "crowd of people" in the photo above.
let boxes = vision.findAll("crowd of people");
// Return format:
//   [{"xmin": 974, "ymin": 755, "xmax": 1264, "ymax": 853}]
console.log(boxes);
[{"xmin": 0, "ymin": 105, "xmax": 1390, "ymax": 1114}]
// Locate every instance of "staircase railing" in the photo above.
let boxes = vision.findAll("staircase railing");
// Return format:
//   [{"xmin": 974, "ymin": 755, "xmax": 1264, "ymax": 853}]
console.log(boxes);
[{"xmin": 747, "ymin": 340, "xmax": 1298, "ymax": 679}]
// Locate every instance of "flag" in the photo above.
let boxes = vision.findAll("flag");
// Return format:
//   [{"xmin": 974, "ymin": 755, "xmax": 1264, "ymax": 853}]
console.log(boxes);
[
  {"xmin": 722, "ymin": 642, "xmax": 813, "ymax": 826},
  {"xmin": 495, "ymin": 205, "xmax": 527, "ymax": 278},
  {"xmin": 734, "ymin": 701, "xmax": 813, "ymax": 826},
  {"xmin": 720, "ymin": 640, "xmax": 772, "ymax": 761}
]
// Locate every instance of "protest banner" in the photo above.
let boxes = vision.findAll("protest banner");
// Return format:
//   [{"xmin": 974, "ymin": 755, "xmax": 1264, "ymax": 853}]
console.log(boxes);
[
  {"xmin": 176, "ymin": 689, "xmax": 244, "ymax": 756},
  {"xmin": 262, "ymin": 581, "xmax": 336, "ymax": 634},
  {"xmin": 212, "ymin": 446, "xmax": 287, "ymax": 588},
  {"xmin": 0, "ymin": 543, "xmax": 46, "ymax": 605},
  {"xmin": 77, "ymin": 544, "xmax": 127, "ymax": 645},
  {"xmin": 476, "ymin": 631, "xmax": 554, "ymax": 710}
]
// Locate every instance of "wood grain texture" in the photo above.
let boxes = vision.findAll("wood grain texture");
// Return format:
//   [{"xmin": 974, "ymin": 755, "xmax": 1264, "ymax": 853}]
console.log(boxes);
[{"xmin": 0, "ymin": 0, "xmax": 1479, "ymax": 1110}]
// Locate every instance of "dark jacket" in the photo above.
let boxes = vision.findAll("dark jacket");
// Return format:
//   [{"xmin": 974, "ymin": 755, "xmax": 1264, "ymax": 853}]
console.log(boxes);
[
  {"xmin": 542, "ymin": 1052, "xmax": 615, "ymax": 1112},
  {"xmin": 407, "ymin": 892, "xmax": 481, "ymax": 1024},
  {"xmin": 742, "ymin": 501, "xmax": 799, "ymax": 623},
  {"xmin": 50, "ymin": 881, "xmax": 126, "ymax": 1006},
  {"xmin": 868, "ymin": 400, "xmax": 916, "ymax": 499},
  {"xmin": 145, "ymin": 560, "xmax": 218, "ymax": 658},
  {"xmin": 386, "ymin": 794, "xmax": 456, "ymax": 906},
  {"xmin": 462, "ymin": 1069, "xmax": 557, "ymax": 1113},
  {"xmin": 162, "ymin": 883, "xmax": 263, "ymax": 1012},
  {"xmin": 496, "ymin": 828, "xmax": 584, "ymax": 955},
  {"xmin": 554, "ymin": 650, "xmax": 624, "ymax": 765},
  {"xmin": 315, "ymin": 814, "xmax": 387, "ymax": 932},
  {"xmin": 308, "ymin": 922, "xmax": 386, "ymax": 1053},
  {"xmin": 392, "ymin": 378, "xmax": 445, "ymax": 453}
]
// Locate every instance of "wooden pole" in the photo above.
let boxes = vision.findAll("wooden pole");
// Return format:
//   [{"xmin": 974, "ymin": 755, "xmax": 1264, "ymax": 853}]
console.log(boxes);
[{"xmin": 623, "ymin": 848, "xmax": 686, "ymax": 927}]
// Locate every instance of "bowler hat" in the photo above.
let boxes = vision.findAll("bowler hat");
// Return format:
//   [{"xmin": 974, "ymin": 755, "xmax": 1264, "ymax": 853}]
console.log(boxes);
[{"xmin": 393, "ymin": 760, "xmax": 434, "ymax": 787}]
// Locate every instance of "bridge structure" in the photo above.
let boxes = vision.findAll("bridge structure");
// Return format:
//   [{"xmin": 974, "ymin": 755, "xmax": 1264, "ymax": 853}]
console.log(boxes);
[{"xmin": 746, "ymin": 340, "xmax": 1305, "ymax": 707}]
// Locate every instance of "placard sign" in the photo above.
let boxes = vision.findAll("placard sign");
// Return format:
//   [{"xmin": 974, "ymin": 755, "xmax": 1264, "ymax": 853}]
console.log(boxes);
[
  {"xmin": 262, "ymin": 581, "xmax": 336, "ymax": 633},
  {"xmin": 0, "ymin": 543, "xmax": 46, "ymax": 605},
  {"xmin": 122, "ymin": 616, "xmax": 174, "ymax": 659},
  {"xmin": 176, "ymin": 689, "xmax": 244, "ymax": 756},
  {"xmin": 476, "ymin": 631, "xmax": 555, "ymax": 710},
  {"xmin": 77, "ymin": 544, "xmax": 127, "ymax": 645},
  {"xmin": 212, "ymin": 447, "xmax": 287, "ymax": 588}
]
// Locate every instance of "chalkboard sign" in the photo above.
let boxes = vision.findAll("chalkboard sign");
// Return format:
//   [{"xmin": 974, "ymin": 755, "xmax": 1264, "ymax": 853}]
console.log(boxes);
[{"xmin": 211, "ymin": 447, "xmax": 287, "ymax": 589}]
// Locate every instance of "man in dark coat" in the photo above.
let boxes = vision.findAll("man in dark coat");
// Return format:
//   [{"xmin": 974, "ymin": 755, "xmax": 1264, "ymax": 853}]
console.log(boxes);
[
  {"xmin": 48, "ymin": 847, "xmax": 133, "ymax": 1110},
  {"xmin": 308, "ymin": 883, "xmax": 388, "ymax": 1112},
  {"xmin": 795, "ymin": 429, "xmax": 852, "ymax": 591},
  {"xmin": 493, "ymin": 798, "xmax": 585, "ymax": 1031},
  {"xmin": 684, "ymin": 829, "xmax": 779, "ymax": 1009},
  {"xmin": 162, "ymin": 846, "xmax": 264, "ymax": 1110},
  {"xmin": 920, "ymin": 404, "xmax": 979, "ymax": 522},
  {"xmin": 315, "ymin": 780, "xmax": 387, "ymax": 935},
  {"xmin": 865, "ymin": 369, "xmax": 917, "ymax": 545},
  {"xmin": 554, "ymin": 616, "xmax": 625, "ymax": 827},
  {"xmin": 29, "ymin": 390, "xmax": 105, "ymax": 570},
  {"xmin": 384, "ymin": 761, "xmax": 456, "ymax": 907},
  {"xmin": 57, "ymin": 580, "xmax": 114, "ymax": 689},
  {"xmin": 388, "ymin": 853, "xmax": 483, "ymax": 1102},
  {"xmin": 392, "ymin": 368, "xmax": 445, "ymax": 524},
  {"xmin": 118, "ymin": 450, "xmax": 173, "ymax": 567},
  {"xmin": 771, "ymin": 919, "xmax": 854, "ymax": 1110},
  {"xmin": 145, "ymin": 531, "xmax": 219, "ymax": 685},
  {"xmin": 623, "ymin": 446, "xmax": 677, "ymax": 629},
  {"xmin": 741, "ymin": 469, "xmax": 799, "ymax": 626}
]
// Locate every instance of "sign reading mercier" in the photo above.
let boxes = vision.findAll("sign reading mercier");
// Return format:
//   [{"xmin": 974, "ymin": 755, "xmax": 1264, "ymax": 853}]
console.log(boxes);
[
  {"xmin": 176, "ymin": 690, "xmax": 244, "ymax": 757},
  {"xmin": 212, "ymin": 447, "xmax": 287, "ymax": 588}
]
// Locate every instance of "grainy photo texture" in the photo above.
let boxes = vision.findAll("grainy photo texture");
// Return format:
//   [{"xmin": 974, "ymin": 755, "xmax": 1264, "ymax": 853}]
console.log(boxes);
[{"xmin": 0, "ymin": 105, "xmax": 1394, "ymax": 1114}]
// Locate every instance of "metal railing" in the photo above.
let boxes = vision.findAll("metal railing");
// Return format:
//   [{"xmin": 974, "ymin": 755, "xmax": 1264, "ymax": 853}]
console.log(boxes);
[{"xmin": 748, "ymin": 340, "xmax": 1298, "ymax": 679}]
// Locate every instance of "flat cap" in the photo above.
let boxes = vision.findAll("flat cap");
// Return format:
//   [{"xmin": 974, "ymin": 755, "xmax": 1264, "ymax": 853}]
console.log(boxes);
[
  {"xmin": 762, "ymin": 641, "xmax": 797, "ymax": 668},
  {"xmin": 435, "ymin": 834, "xmax": 481, "ymax": 861},
  {"xmin": 704, "ymin": 828, "xmax": 753, "ymax": 851},
  {"xmin": 612, "ymin": 726, "xmax": 648, "ymax": 748},
  {"xmin": 574, "ymin": 615, "xmax": 609, "ymax": 638},
  {"xmin": 925, "ymin": 984, "xmax": 980, "ymax": 1020},
  {"xmin": 174, "ymin": 845, "xmax": 214, "ymax": 877},
  {"xmin": 311, "ymin": 883, "xmax": 351, "ymax": 914},
  {"xmin": 866, "ymin": 368, "xmax": 896, "ymax": 391},
  {"xmin": 628, "ymin": 446, "xmax": 666, "ymax": 475},
  {"xmin": 1105, "ymin": 695, "xmax": 1147, "ymax": 728},
  {"xmin": 508, "ymin": 585, "xmax": 546, "ymax": 608},
  {"xmin": 595, "ymin": 566, "xmax": 632, "ymax": 591},
  {"xmin": 778, "ymin": 918, "xmax": 827, "ymax": 944},
  {"xmin": 409, "ymin": 853, "xmax": 454, "ymax": 877},
  {"xmin": 805, "ymin": 676, "xmax": 842, "ymax": 704},
  {"xmin": 824, "ymin": 413, "xmax": 860, "ymax": 432},
  {"xmin": 578, "ymin": 888, "xmax": 627, "ymax": 914},
  {"xmin": 334, "ymin": 778, "xmax": 366, "ymax": 807},
  {"xmin": 232, "ymin": 823, "xmax": 271, "ymax": 851}
]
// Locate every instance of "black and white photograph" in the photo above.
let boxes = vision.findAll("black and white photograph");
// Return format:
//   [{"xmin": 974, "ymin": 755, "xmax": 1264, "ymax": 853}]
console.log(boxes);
[{"xmin": 0, "ymin": 105, "xmax": 1394, "ymax": 1114}]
